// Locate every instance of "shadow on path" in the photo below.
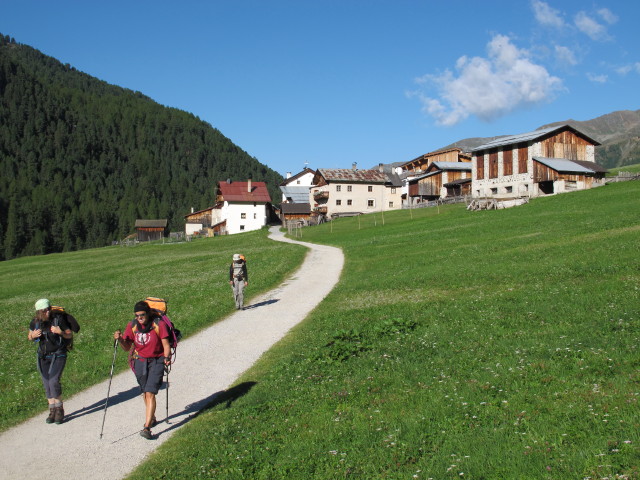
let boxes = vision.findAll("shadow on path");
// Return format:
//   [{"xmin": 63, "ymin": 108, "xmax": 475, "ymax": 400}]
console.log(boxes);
[
  {"xmin": 155, "ymin": 381, "xmax": 258, "ymax": 437},
  {"xmin": 243, "ymin": 299, "xmax": 279, "ymax": 310},
  {"xmin": 65, "ymin": 386, "xmax": 141, "ymax": 422}
]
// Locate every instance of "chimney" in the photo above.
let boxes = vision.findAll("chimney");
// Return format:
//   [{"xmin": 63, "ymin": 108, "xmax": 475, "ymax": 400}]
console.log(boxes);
[
  {"xmin": 352, "ymin": 162, "xmax": 357, "ymax": 171},
  {"xmin": 191, "ymin": 207, "xmax": 194, "ymax": 213},
  {"xmin": 247, "ymin": 179, "xmax": 252, "ymax": 192},
  {"xmin": 286, "ymin": 172, "xmax": 292, "ymax": 179},
  {"xmin": 226, "ymin": 178, "xmax": 231, "ymax": 184},
  {"xmin": 378, "ymin": 163, "xmax": 384, "ymax": 172}
]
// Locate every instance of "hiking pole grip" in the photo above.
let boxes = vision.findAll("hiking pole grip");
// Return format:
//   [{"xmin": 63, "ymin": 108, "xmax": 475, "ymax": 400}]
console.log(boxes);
[{"xmin": 99, "ymin": 338, "xmax": 118, "ymax": 439}]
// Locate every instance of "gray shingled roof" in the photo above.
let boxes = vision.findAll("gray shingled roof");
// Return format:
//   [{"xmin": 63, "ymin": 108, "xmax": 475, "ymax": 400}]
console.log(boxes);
[
  {"xmin": 135, "ymin": 219, "xmax": 168, "ymax": 228},
  {"xmin": 533, "ymin": 157, "xmax": 596, "ymax": 174},
  {"xmin": 317, "ymin": 168, "xmax": 388, "ymax": 183},
  {"xmin": 280, "ymin": 185, "xmax": 311, "ymax": 203},
  {"xmin": 430, "ymin": 161, "xmax": 472, "ymax": 171},
  {"xmin": 471, "ymin": 124, "xmax": 600, "ymax": 152}
]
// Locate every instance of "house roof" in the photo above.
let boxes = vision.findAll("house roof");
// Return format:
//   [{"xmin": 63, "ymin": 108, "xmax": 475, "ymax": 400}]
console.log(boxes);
[
  {"xmin": 280, "ymin": 202, "xmax": 311, "ymax": 214},
  {"xmin": 218, "ymin": 181, "xmax": 271, "ymax": 203},
  {"xmin": 280, "ymin": 168, "xmax": 315, "ymax": 186},
  {"xmin": 428, "ymin": 161, "xmax": 472, "ymax": 171},
  {"xmin": 135, "ymin": 219, "xmax": 168, "ymax": 228},
  {"xmin": 401, "ymin": 147, "xmax": 467, "ymax": 167},
  {"xmin": 533, "ymin": 157, "xmax": 597, "ymax": 174},
  {"xmin": 315, "ymin": 168, "xmax": 402, "ymax": 186},
  {"xmin": 471, "ymin": 124, "xmax": 601, "ymax": 152},
  {"xmin": 572, "ymin": 160, "xmax": 608, "ymax": 173},
  {"xmin": 444, "ymin": 178, "xmax": 472, "ymax": 187},
  {"xmin": 280, "ymin": 185, "xmax": 311, "ymax": 203}
]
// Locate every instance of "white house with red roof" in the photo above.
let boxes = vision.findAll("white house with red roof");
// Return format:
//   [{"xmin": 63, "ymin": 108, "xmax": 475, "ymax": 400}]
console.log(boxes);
[
  {"xmin": 212, "ymin": 179, "xmax": 272, "ymax": 235},
  {"xmin": 185, "ymin": 179, "xmax": 272, "ymax": 236}
]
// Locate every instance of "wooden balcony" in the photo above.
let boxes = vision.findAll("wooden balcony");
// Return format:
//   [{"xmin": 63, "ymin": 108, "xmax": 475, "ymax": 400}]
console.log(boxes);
[{"xmin": 313, "ymin": 190, "xmax": 329, "ymax": 200}]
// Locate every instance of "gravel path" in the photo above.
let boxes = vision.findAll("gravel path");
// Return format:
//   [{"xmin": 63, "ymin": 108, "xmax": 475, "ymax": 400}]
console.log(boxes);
[{"xmin": 0, "ymin": 227, "xmax": 343, "ymax": 480}]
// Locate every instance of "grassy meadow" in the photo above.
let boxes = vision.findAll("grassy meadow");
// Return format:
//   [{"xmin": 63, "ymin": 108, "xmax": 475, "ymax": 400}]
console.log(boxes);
[
  {"xmin": 0, "ymin": 228, "xmax": 307, "ymax": 432},
  {"xmin": 128, "ymin": 181, "xmax": 640, "ymax": 480}
]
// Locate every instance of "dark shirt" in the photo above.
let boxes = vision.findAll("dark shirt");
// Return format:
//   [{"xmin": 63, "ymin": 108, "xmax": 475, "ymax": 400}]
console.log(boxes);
[{"xmin": 30, "ymin": 313, "xmax": 71, "ymax": 355}]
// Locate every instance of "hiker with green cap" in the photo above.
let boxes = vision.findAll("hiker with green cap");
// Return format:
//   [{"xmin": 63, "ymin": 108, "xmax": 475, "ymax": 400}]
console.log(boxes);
[
  {"xmin": 28, "ymin": 298, "xmax": 74, "ymax": 424},
  {"xmin": 229, "ymin": 253, "xmax": 249, "ymax": 310}
]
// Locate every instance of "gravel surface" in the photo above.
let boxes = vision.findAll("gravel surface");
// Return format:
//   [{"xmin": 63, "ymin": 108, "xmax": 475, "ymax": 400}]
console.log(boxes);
[{"xmin": 0, "ymin": 227, "xmax": 343, "ymax": 480}]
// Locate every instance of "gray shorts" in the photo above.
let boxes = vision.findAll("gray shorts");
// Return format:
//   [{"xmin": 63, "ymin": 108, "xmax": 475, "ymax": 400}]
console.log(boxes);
[{"xmin": 133, "ymin": 357, "xmax": 165, "ymax": 394}]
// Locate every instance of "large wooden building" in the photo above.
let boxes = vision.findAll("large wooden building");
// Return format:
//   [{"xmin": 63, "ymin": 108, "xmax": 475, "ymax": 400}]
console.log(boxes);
[
  {"xmin": 408, "ymin": 161, "xmax": 472, "ymax": 203},
  {"xmin": 471, "ymin": 125, "xmax": 605, "ymax": 198}
]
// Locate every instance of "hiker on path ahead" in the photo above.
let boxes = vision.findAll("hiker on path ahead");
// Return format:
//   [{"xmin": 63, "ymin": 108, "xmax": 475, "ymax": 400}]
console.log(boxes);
[
  {"xmin": 113, "ymin": 301, "xmax": 170, "ymax": 440},
  {"xmin": 28, "ymin": 298, "xmax": 74, "ymax": 425},
  {"xmin": 229, "ymin": 253, "xmax": 249, "ymax": 310}
]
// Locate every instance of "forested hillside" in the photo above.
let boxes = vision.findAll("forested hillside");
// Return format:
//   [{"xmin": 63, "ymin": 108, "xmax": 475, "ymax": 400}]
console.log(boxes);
[{"xmin": 0, "ymin": 34, "xmax": 283, "ymax": 260}]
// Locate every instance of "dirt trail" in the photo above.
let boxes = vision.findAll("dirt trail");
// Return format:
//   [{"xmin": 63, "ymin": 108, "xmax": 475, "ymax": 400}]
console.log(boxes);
[{"xmin": 0, "ymin": 227, "xmax": 343, "ymax": 480}]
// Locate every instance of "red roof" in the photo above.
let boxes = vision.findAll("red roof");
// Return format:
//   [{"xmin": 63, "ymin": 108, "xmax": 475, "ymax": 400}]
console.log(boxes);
[{"xmin": 218, "ymin": 181, "xmax": 271, "ymax": 203}]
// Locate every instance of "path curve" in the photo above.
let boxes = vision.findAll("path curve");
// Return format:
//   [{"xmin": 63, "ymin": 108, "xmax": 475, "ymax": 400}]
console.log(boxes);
[{"xmin": 0, "ymin": 227, "xmax": 343, "ymax": 480}]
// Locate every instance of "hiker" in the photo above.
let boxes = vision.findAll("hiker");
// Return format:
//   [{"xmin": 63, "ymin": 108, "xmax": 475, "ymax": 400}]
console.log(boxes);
[
  {"xmin": 113, "ymin": 301, "xmax": 171, "ymax": 440},
  {"xmin": 27, "ymin": 298, "xmax": 73, "ymax": 424},
  {"xmin": 229, "ymin": 253, "xmax": 249, "ymax": 309}
]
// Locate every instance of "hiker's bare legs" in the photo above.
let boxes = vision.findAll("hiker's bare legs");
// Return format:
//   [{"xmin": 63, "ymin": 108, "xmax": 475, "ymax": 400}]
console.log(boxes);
[{"xmin": 143, "ymin": 392, "xmax": 156, "ymax": 427}]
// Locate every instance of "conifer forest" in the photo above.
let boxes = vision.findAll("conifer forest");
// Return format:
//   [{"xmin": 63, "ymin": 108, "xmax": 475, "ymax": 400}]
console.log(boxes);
[{"xmin": 0, "ymin": 34, "xmax": 283, "ymax": 260}]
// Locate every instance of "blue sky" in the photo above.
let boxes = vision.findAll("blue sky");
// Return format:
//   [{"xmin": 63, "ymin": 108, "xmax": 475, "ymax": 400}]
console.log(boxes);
[{"xmin": 1, "ymin": 0, "xmax": 638, "ymax": 176}]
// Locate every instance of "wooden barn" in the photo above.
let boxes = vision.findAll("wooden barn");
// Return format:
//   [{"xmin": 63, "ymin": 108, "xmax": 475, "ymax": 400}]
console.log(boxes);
[
  {"xmin": 471, "ymin": 124, "xmax": 605, "ymax": 199},
  {"xmin": 280, "ymin": 202, "xmax": 313, "ymax": 227},
  {"xmin": 408, "ymin": 161, "xmax": 472, "ymax": 203},
  {"xmin": 135, "ymin": 219, "xmax": 168, "ymax": 242}
]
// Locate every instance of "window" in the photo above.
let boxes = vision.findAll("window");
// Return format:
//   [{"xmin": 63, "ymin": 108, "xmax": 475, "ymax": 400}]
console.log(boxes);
[
  {"xmin": 241, "ymin": 213, "xmax": 246, "ymax": 219},
  {"xmin": 240, "ymin": 225, "xmax": 245, "ymax": 231},
  {"xmin": 296, "ymin": 180, "xmax": 301, "ymax": 184},
  {"xmin": 367, "ymin": 199, "xmax": 375, "ymax": 207},
  {"xmin": 368, "ymin": 186, "xmax": 373, "ymax": 192},
  {"xmin": 391, "ymin": 188, "xmax": 396, "ymax": 194},
  {"xmin": 347, "ymin": 199, "xmax": 352, "ymax": 206},
  {"xmin": 336, "ymin": 199, "xmax": 342, "ymax": 206},
  {"xmin": 503, "ymin": 149, "xmax": 513, "ymax": 176},
  {"xmin": 489, "ymin": 151, "xmax": 498, "ymax": 179},
  {"xmin": 476, "ymin": 154, "xmax": 485, "ymax": 179},
  {"xmin": 336, "ymin": 185, "xmax": 341, "ymax": 192},
  {"xmin": 347, "ymin": 185, "xmax": 352, "ymax": 192},
  {"xmin": 505, "ymin": 186, "xmax": 513, "ymax": 193},
  {"xmin": 253, "ymin": 213, "xmax": 257, "ymax": 219},
  {"xmin": 490, "ymin": 188, "xmax": 498, "ymax": 195},
  {"xmin": 389, "ymin": 201, "xmax": 394, "ymax": 208},
  {"xmin": 518, "ymin": 144, "xmax": 528, "ymax": 174}
]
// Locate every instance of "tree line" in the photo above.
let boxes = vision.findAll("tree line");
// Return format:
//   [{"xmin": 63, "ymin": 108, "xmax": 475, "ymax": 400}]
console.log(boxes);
[{"xmin": 0, "ymin": 34, "xmax": 283, "ymax": 260}]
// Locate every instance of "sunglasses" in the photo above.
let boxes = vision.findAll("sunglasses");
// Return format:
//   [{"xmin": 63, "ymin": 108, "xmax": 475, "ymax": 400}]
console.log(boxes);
[{"xmin": 134, "ymin": 313, "xmax": 147, "ymax": 319}]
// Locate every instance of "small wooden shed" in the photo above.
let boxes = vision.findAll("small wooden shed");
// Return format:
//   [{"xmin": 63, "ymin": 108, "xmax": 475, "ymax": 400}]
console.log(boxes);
[{"xmin": 135, "ymin": 219, "xmax": 168, "ymax": 242}]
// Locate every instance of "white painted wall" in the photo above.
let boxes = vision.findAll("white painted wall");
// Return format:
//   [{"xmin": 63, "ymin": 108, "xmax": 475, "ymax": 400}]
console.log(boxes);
[{"xmin": 221, "ymin": 202, "xmax": 268, "ymax": 235}]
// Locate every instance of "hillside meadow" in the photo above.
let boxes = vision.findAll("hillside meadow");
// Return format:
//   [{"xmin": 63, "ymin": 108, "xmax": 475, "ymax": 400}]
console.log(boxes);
[
  {"xmin": 0, "ymin": 228, "xmax": 307, "ymax": 432},
  {"xmin": 129, "ymin": 181, "xmax": 639, "ymax": 480}
]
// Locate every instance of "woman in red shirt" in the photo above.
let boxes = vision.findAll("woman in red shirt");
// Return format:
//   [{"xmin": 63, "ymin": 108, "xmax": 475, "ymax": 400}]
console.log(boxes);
[{"xmin": 114, "ymin": 301, "xmax": 170, "ymax": 439}]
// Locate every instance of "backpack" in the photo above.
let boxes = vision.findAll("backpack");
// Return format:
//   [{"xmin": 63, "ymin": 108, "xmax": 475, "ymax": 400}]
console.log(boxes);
[
  {"xmin": 130, "ymin": 297, "xmax": 181, "ymax": 366},
  {"xmin": 50, "ymin": 305, "xmax": 80, "ymax": 351}
]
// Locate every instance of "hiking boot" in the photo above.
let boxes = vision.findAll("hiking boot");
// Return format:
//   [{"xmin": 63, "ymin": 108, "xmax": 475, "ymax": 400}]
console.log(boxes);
[
  {"xmin": 54, "ymin": 406, "xmax": 64, "ymax": 424},
  {"xmin": 46, "ymin": 408, "xmax": 56, "ymax": 424},
  {"xmin": 150, "ymin": 416, "xmax": 157, "ymax": 427},
  {"xmin": 140, "ymin": 427, "xmax": 153, "ymax": 440}
]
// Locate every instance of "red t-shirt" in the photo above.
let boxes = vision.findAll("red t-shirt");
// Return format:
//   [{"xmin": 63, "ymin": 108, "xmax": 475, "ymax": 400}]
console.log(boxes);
[{"xmin": 123, "ymin": 317, "xmax": 169, "ymax": 358}]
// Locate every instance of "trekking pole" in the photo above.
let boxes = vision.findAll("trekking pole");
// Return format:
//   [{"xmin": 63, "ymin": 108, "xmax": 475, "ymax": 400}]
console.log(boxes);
[
  {"xmin": 165, "ymin": 366, "xmax": 170, "ymax": 424},
  {"xmin": 99, "ymin": 338, "xmax": 118, "ymax": 439}
]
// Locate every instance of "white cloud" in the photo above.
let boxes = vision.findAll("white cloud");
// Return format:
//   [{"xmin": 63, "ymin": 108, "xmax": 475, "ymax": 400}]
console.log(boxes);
[
  {"xmin": 555, "ymin": 45, "xmax": 578, "ymax": 66},
  {"xmin": 574, "ymin": 11, "xmax": 609, "ymax": 41},
  {"xmin": 411, "ymin": 35, "xmax": 563, "ymax": 126},
  {"xmin": 597, "ymin": 8, "xmax": 618, "ymax": 25},
  {"xmin": 532, "ymin": 0, "xmax": 565, "ymax": 28},
  {"xmin": 616, "ymin": 63, "xmax": 640, "ymax": 75},
  {"xmin": 587, "ymin": 73, "xmax": 608, "ymax": 83}
]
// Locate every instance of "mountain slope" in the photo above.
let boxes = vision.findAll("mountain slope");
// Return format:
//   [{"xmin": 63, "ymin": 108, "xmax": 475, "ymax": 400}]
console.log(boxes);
[{"xmin": 0, "ymin": 34, "xmax": 283, "ymax": 260}]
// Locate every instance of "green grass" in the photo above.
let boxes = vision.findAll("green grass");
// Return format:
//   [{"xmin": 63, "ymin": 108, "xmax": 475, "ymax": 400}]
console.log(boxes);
[
  {"xmin": 128, "ymin": 182, "xmax": 640, "ymax": 480},
  {"xmin": 607, "ymin": 163, "xmax": 640, "ymax": 175},
  {"xmin": 0, "ymin": 227, "xmax": 307, "ymax": 432}
]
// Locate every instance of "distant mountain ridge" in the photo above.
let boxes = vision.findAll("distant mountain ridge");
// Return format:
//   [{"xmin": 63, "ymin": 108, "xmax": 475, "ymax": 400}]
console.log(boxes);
[{"xmin": 445, "ymin": 109, "xmax": 640, "ymax": 168}]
